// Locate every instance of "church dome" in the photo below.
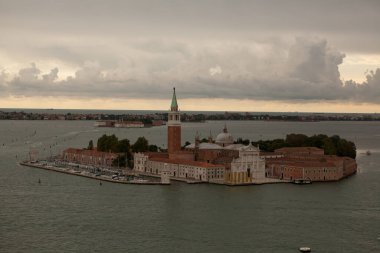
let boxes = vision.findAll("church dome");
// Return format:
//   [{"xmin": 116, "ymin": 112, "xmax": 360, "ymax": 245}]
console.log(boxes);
[{"xmin": 215, "ymin": 125, "xmax": 234, "ymax": 147}]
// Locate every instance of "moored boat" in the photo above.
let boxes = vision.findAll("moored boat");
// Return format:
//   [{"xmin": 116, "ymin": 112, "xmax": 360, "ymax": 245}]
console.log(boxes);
[
  {"xmin": 299, "ymin": 247, "xmax": 311, "ymax": 252},
  {"xmin": 293, "ymin": 179, "xmax": 312, "ymax": 184}
]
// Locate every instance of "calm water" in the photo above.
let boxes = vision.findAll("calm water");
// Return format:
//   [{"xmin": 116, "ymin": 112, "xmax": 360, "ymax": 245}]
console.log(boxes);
[{"xmin": 1, "ymin": 120, "xmax": 379, "ymax": 253}]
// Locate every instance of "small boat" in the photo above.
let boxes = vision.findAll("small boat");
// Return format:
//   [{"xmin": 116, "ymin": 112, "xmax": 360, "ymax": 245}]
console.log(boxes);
[
  {"xmin": 132, "ymin": 178, "xmax": 149, "ymax": 183},
  {"xmin": 299, "ymin": 247, "xmax": 311, "ymax": 252},
  {"xmin": 366, "ymin": 150, "xmax": 371, "ymax": 156},
  {"xmin": 293, "ymin": 179, "xmax": 312, "ymax": 184}
]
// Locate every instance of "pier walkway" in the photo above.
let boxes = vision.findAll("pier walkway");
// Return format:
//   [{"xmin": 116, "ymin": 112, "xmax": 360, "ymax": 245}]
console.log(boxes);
[{"xmin": 20, "ymin": 161, "xmax": 169, "ymax": 185}]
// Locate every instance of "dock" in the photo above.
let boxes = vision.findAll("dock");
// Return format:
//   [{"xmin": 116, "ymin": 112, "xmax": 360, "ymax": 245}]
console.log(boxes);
[
  {"xmin": 133, "ymin": 171, "xmax": 205, "ymax": 184},
  {"xmin": 20, "ymin": 161, "xmax": 169, "ymax": 185}
]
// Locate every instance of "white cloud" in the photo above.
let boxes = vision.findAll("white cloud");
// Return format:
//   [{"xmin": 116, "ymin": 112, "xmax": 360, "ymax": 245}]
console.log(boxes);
[{"xmin": 209, "ymin": 65, "xmax": 222, "ymax": 76}]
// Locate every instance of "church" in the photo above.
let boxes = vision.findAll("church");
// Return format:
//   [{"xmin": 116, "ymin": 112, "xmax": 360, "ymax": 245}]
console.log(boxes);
[{"xmin": 133, "ymin": 88, "xmax": 266, "ymax": 185}]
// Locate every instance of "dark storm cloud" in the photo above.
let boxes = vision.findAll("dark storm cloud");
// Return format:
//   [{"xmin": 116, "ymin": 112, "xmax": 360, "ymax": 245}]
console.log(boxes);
[
  {"xmin": 0, "ymin": 0, "xmax": 379, "ymax": 103},
  {"xmin": 1, "ymin": 0, "xmax": 380, "ymax": 53},
  {"xmin": 1, "ymin": 38, "xmax": 379, "ymax": 103}
]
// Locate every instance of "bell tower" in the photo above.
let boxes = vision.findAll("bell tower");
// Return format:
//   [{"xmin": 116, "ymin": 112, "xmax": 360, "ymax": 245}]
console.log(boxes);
[{"xmin": 167, "ymin": 87, "xmax": 181, "ymax": 154}]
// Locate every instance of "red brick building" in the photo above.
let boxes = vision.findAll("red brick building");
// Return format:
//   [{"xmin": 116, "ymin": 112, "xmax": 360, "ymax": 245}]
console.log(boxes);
[
  {"xmin": 167, "ymin": 87, "xmax": 182, "ymax": 154},
  {"xmin": 275, "ymin": 147, "xmax": 324, "ymax": 156},
  {"xmin": 266, "ymin": 147, "xmax": 357, "ymax": 182},
  {"xmin": 63, "ymin": 148, "xmax": 118, "ymax": 167}
]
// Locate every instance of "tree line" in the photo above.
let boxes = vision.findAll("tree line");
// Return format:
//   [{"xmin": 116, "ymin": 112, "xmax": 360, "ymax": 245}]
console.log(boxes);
[
  {"xmin": 235, "ymin": 134, "xmax": 356, "ymax": 158},
  {"xmin": 86, "ymin": 134, "xmax": 159, "ymax": 168}
]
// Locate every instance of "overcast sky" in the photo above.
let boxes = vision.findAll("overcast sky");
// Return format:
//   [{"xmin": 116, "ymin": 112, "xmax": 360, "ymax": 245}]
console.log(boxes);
[{"xmin": 1, "ymin": 0, "xmax": 379, "ymax": 112}]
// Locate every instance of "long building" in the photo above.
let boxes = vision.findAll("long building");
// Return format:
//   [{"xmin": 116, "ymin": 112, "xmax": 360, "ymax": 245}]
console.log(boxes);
[
  {"xmin": 63, "ymin": 148, "xmax": 118, "ymax": 167},
  {"xmin": 265, "ymin": 147, "xmax": 357, "ymax": 182}
]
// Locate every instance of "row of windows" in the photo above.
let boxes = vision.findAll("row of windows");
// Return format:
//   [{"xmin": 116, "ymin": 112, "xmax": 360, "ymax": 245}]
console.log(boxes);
[
  {"xmin": 277, "ymin": 166, "xmax": 337, "ymax": 173},
  {"xmin": 169, "ymin": 115, "xmax": 180, "ymax": 121}
]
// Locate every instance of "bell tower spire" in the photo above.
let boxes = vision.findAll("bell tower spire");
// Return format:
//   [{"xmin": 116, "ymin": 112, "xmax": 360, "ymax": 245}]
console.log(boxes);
[
  {"xmin": 167, "ymin": 87, "xmax": 181, "ymax": 154},
  {"xmin": 171, "ymin": 87, "xmax": 178, "ymax": 111}
]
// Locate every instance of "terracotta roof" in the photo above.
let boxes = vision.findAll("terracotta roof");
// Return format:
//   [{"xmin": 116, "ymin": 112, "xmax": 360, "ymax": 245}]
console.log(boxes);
[
  {"xmin": 260, "ymin": 151, "xmax": 280, "ymax": 155},
  {"xmin": 266, "ymin": 158, "xmax": 335, "ymax": 168},
  {"xmin": 145, "ymin": 152, "xmax": 169, "ymax": 159},
  {"xmin": 63, "ymin": 148, "xmax": 117, "ymax": 158},
  {"xmin": 119, "ymin": 121, "xmax": 143, "ymax": 124},
  {"xmin": 185, "ymin": 143, "xmax": 223, "ymax": 150},
  {"xmin": 149, "ymin": 157, "xmax": 224, "ymax": 168},
  {"xmin": 275, "ymin": 147, "xmax": 324, "ymax": 152}
]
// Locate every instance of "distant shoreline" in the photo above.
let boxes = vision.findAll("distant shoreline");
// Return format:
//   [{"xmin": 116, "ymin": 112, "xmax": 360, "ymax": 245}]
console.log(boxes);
[{"xmin": 1, "ymin": 109, "xmax": 380, "ymax": 121}]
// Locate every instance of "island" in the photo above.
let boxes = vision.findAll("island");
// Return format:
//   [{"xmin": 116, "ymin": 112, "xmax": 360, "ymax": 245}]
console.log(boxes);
[{"xmin": 21, "ymin": 88, "xmax": 357, "ymax": 186}]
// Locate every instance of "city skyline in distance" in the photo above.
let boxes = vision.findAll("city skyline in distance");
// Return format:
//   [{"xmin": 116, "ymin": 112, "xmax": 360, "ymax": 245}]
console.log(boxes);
[{"xmin": 1, "ymin": 0, "xmax": 380, "ymax": 113}]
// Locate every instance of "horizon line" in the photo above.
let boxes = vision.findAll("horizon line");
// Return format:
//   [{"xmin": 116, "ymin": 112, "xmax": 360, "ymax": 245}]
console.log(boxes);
[{"xmin": 0, "ymin": 107, "xmax": 379, "ymax": 115}]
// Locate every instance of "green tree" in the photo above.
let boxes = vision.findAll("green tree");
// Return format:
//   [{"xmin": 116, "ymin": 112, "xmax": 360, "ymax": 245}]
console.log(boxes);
[
  {"xmin": 200, "ymin": 138, "xmax": 208, "ymax": 143},
  {"xmin": 117, "ymin": 138, "xmax": 132, "ymax": 168},
  {"xmin": 251, "ymin": 134, "xmax": 356, "ymax": 158},
  {"xmin": 148, "ymin": 144, "xmax": 158, "ymax": 152},
  {"xmin": 286, "ymin": 134, "xmax": 308, "ymax": 147},
  {"xmin": 306, "ymin": 134, "xmax": 327, "ymax": 148},
  {"xmin": 183, "ymin": 141, "xmax": 191, "ymax": 148},
  {"xmin": 132, "ymin": 137, "xmax": 149, "ymax": 152},
  {"xmin": 142, "ymin": 118, "xmax": 152, "ymax": 125},
  {"xmin": 322, "ymin": 138, "xmax": 336, "ymax": 155},
  {"xmin": 117, "ymin": 139, "xmax": 131, "ymax": 153},
  {"xmin": 97, "ymin": 134, "xmax": 119, "ymax": 152},
  {"xmin": 235, "ymin": 137, "xmax": 250, "ymax": 145},
  {"xmin": 112, "ymin": 154, "xmax": 127, "ymax": 167},
  {"xmin": 87, "ymin": 140, "xmax": 94, "ymax": 150},
  {"xmin": 337, "ymin": 139, "xmax": 356, "ymax": 159}
]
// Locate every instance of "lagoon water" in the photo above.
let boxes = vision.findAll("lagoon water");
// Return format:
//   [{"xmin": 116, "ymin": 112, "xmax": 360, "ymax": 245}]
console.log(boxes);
[{"xmin": 1, "ymin": 120, "xmax": 380, "ymax": 252}]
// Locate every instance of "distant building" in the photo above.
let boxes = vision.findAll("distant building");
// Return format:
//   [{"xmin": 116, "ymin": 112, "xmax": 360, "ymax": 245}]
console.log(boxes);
[
  {"xmin": 114, "ymin": 121, "xmax": 144, "ymax": 128},
  {"xmin": 63, "ymin": 148, "xmax": 117, "ymax": 167},
  {"xmin": 94, "ymin": 120, "xmax": 115, "ymax": 127},
  {"xmin": 152, "ymin": 120, "xmax": 166, "ymax": 126},
  {"xmin": 275, "ymin": 147, "xmax": 324, "ymax": 156},
  {"xmin": 265, "ymin": 147, "xmax": 357, "ymax": 181},
  {"xmin": 134, "ymin": 152, "xmax": 225, "ymax": 183}
]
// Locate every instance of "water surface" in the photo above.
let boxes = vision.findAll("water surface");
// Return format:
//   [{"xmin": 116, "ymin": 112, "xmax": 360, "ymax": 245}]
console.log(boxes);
[{"xmin": 1, "ymin": 120, "xmax": 379, "ymax": 252}]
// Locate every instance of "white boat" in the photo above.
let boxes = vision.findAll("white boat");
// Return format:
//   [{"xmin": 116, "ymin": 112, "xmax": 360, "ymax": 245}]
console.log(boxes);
[
  {"xmin": 299, "ymin": 247, "xmax": 311, "ymax": 252},
  {"xmin": 132, "ymin": 178, "xmax": 149, "ymax": 183},
  {"xmin": 293, "ymin": 179, "xmax": 312, "ymax": 184}
]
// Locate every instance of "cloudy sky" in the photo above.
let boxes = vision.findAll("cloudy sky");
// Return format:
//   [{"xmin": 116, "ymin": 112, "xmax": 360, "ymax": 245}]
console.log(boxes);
[{"xmin": 1, "ymin": 0, "xmax": 380, "ymax": 112}]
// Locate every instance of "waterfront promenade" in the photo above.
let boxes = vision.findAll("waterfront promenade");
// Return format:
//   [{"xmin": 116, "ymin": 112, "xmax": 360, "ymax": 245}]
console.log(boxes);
[
  {"xmin": 134, "ymin": 170, "xmax": 205, "ymax": 184},
  {"xmin": 20, "ymin": 161, "xmax": 169, "ymax": 185}
]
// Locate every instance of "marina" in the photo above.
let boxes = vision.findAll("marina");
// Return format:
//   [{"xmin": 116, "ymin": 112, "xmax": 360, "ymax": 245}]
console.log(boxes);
[{"xmin": 20, "ymin": 161, "xmax": 170, "ymax": 185}]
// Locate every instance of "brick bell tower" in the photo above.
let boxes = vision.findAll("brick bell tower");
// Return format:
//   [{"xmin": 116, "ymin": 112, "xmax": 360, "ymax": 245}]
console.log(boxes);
[{"xmin": 167, "ymin": 87, "xmax": 181, "ymax": 154}]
